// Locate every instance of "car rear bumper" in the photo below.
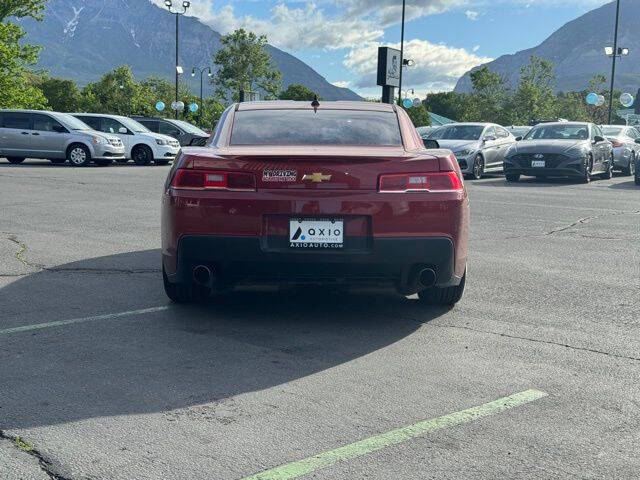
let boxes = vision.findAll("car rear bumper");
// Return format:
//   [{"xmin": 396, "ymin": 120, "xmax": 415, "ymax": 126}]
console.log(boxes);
[{"xmin": 163, "ymin": 235, "xmax": 462, "ymax": 292}]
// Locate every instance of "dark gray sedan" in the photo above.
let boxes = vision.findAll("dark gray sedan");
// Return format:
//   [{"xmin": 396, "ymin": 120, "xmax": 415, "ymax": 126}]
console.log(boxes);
[{"xmin": 503, "ymin": 122, "xmax": 613, "ymax": 183}]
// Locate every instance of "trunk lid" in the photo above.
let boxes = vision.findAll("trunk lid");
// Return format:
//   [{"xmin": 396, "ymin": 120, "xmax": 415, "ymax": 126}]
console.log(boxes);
[{"xmin": 183, "ymin": 146, "xmax": 441, "ymax": 190}]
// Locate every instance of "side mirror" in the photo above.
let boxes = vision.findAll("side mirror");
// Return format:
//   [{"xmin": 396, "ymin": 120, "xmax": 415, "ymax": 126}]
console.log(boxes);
[
  {"xmin": 515, "ymin": 136, "xmax": 522, "ymax": 141},
  {"xmin": 52, "ymin": 125, "xmax": 66, "ymax": 133},
  {"xmin": 423, "ymin": 139, "xmax": 440, "ymax": 149},
  {"xmin": 118, "ymin": 127, "xmax": 128, "ymax": 134},
  {"xmin": 593, "ymin": 135, "xmax": 605, "ymax": 143}
]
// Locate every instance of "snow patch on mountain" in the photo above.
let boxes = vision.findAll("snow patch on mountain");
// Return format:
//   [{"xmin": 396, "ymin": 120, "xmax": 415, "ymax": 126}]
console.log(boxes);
[
  {"xmin": 63, "ymin": 6, "xmax": 84, "ymax": 37},
  {"xmin": 130, "ymin": 28, "xmax": 140, "ymax": 48}
]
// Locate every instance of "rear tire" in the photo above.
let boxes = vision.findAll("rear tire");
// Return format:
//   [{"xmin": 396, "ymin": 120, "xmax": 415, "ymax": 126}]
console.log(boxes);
[
  {"xmin": 6, "ymin": 157, "xmax": 25, "ymax": 164},
  {"xmin": 505, "ymin": 173, "xmax": 520, "ymax": 182},
  {"xmin": 622, "ymin": 153, "xmax": 635, "ymax": 176},
  {"xmin": 67, "ymin": 144, "xmax": 91, "ymax": 167},
  {"xmin": 132, "ymin": 145, "xmax": 153, "ymax": 166},
  {"xmin": 418, "ymin": 270, "xmax": 466, "ymax": 306},
  {"xmin": 162, "ymin": 265, "xmax": 210, "ymax": 303}
]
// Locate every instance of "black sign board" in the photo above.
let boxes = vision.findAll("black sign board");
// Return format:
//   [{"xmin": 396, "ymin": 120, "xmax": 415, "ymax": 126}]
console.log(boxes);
[{"xmin": 377, "ymin": 47, "xmax": 401, "ymax": 88}]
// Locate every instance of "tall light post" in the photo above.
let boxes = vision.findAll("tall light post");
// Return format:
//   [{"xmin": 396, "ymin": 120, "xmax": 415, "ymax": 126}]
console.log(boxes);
[
  {"xmin": 192, "ymin": 66, "xmax": 212, "ymax": 123},
  {"xmin": 397, "ymin": 0, "xmax": 406, "ymax": 105},
  {"xmin": 606, "ymin": 0, "xmax": 623, "ymax": 124},
  {"xmin": 165, "ymin": 0, "xmax": 190, "ymax": 119}
]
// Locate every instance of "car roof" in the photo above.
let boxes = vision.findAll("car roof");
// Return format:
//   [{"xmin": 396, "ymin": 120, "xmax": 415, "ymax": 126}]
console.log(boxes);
[
  {"xmin": 72, "ymin": 113, "xmax": 126, "ymax": 119},
  {"xmin": 534, "ymin": 122, "xmax": 589, "ymax": 127},
  {"xmin": 0, "ymin": 109, "xmax": 65, "ymax": 115},
  {"xmin": 235, "ymin": 100, "xmax": 396, "ymax": 112},
  {"xmin": 439, "ymin": 122, "xmax": 493, "ymax": 127}
]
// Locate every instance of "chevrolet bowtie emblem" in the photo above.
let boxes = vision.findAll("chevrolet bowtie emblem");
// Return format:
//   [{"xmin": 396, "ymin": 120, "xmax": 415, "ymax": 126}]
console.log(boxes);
[{"xmin": 302, "ymin": 173, "xmax": 332, "ymax": 183}]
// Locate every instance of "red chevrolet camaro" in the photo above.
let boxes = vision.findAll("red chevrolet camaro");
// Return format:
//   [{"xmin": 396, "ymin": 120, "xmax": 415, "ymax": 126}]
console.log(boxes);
[{"xmin": 161, "ymin": 101, "xmax": 469, "ymax": 304}]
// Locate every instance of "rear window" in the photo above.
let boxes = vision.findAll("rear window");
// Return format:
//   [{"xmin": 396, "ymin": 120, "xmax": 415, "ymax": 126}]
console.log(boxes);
[{"xmin": 230, "ymin": 109, "xmax": 402, "ymax": 146}]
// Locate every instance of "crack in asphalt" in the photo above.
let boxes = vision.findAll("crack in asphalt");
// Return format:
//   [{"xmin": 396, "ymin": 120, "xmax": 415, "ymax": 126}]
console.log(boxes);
[
  {"xmin": 497, "ymin": 209, "xmax": 640, "ymax": 241},
  {"xmin": 0, "ymin": 233, "xmax": 160, "ymax": 277},
  {"xmin": 0, "ymin": 429, "xmax": 72, "ymax": 480},
  {"xmin": 428, "ymin": 322, "xmax": 640, "ymax": 363}
]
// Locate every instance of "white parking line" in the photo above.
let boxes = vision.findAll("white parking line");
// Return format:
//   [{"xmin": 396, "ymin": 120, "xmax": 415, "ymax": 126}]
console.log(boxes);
[{"xmin": 0, "ymin": 306, "xmax": 169, "ymax": 336}]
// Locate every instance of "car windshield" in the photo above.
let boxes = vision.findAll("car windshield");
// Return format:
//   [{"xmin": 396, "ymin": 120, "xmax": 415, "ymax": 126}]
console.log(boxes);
[
  {"xmin": 172, "ymin": 120, "xmax": 207, "ymax": 136},
  {"xmin": 57, "ymin": 113, "xmax": 92, "ymax": 131},
  {"xmin": 230, "ymin": 109, "xmax": 403, "ymax": 146},
  {"xmin": 602, "ymin": 126, "xmax": 623, "ymax": 136},
  {"xmin": 427, "ymin": 125, "xmax": 484, "ymax": 141},
  {"xmin": 524, "ymin": 124, "xmax": 589, "ymax": 140},
  {"xmin": 118, "ymin": 117, "xmax": 150, "ymax": 133}
]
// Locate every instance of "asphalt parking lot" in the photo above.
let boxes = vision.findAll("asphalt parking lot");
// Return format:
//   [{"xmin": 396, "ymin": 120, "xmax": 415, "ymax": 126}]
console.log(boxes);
[{"xmin": 1, "ymin": 160, "xmax": 639, "ymax": 479}]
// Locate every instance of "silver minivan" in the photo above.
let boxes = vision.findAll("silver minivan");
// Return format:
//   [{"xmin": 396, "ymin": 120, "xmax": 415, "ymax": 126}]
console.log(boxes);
[{"xmin": 0, "ymin": 110, "xmax": 125, "ymax": 166}]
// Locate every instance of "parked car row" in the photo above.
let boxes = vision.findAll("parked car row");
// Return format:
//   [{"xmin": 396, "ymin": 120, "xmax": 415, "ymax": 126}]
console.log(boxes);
[
  {"xmin": 0, "ymin": 109, "xmax": 210, "ymax": 166},
  {"xmin": 421, "ymin": 120, "xmax": 640, "ymax": 184}
]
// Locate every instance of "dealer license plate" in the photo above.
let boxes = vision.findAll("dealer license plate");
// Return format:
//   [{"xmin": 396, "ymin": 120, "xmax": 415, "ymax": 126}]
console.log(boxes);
[
  {"xmin": 532, "ymin": 160, "xmax": 545, "ymax": 167},
  {"xmin": 289, "ymin": 219, "xmax": 344, "ymax": 249}
]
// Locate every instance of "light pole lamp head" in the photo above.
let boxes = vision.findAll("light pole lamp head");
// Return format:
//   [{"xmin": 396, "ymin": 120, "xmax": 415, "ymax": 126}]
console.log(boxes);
[
  {"xmin": 164, "ymin": 0, "xmax": 172, "ymax": 7},
  {"xmin": 207, "ymin": 67, "xmax": 212, "ymax": 77},
  {"xmin": 604, "ymin": 46, "xmax": 614, "ymax": 56},
  {"xmin": 182, "ymin": 0, "xmax": 190, "ymax": 9},
  {"xmin": 403, "ymin": 59, "xmax": 415, "ymax": 67},
  {"xmin": 191, "ymin": 67, "xmax": 196, "ymax": 77},
  {"xmin": 176, "ymin": 66, "xmax": 184, "ymax": 75},
  {"xmin": 620, "ymin": 47, "xmax": 630, "ymax": 56}
]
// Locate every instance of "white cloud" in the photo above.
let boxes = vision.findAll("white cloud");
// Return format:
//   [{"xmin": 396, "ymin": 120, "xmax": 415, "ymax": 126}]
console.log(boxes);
[
  {"xmin": 465, "ymin": 10, "xmax": 479, "ymax": 20},
  {"xmin": 344, "ymin": 39, "xmax": 492, "ymax": 92},
  {"xmin": 473, "ymin": 45, "xmax": 480, "ymax": 52},
  {"xmin": 332, "ymin": 80, "xmax": 351, "ymax": 88}
]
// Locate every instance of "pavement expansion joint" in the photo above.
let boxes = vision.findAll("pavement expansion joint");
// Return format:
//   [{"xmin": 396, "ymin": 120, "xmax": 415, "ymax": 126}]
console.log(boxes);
[{"xmin": 0, "ymin": 429, "xmax": 72, "ymax": 480}]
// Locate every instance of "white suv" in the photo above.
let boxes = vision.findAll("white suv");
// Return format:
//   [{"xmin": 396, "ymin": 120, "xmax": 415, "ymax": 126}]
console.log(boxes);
[{"xmin": 72, "ymin": 114, "xmax": 180, "ymax": 165}]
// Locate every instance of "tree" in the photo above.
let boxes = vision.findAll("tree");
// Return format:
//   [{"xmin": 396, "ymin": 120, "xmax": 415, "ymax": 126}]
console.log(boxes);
[
  {"xmin": 0, "ymin": 0, "xmax": 47, "ymax": 109},
  {"xmin": 405, "ymin": 104, "xmax": 431, "ymax": 127},
  {"xmin": 466, "ymin": 67, "xmax": 512, "ymax": 124},
  {"xmin": 213, "ymin": 29, "xmax": 282, "ymax": 101},
  {"xmin": 423, "ymin": 92, "xmax": 470, "ymax": 122},
  {"xmin": 37, "ymin": 77, "xmax": 82, "ymax": 112},
  {"xmin": 278, "ymin": 84, "xmax": 318, "ymax": 101},
  {"xmin": 512, "ymin": 56, "xmax": 557, "ymax": 124}
]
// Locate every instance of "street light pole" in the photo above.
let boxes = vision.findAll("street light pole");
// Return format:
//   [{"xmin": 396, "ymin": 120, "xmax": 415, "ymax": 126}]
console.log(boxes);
[
  {"xmin": 166, "ymin": 0, "xmax": 190, "ymax": 119},
  {"xmin": 397, "ymin": 0, "xmax": 406, "ymax": 105},
  {"xmin": 192, "ymin": 67, "xmax": 212, "ymax": 123},
  {"xmin": 608, "ymin": 0, "xmax": 621, "ymax": 124}
]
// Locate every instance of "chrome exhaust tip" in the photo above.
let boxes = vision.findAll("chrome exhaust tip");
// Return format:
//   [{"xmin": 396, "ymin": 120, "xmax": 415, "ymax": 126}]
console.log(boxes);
[
  {"xmin": 193, "ymin": 265, "xmax": 213, "ymax": 286},
  {"xmin": 417, "ymin": 268, "xmax": 437, "ymax": 289}
]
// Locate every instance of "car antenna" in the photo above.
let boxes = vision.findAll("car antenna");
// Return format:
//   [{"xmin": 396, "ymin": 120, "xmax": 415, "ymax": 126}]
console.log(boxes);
[{"xmin": 311, "ymin": 95, "xmax": 320, "ymax": 113}]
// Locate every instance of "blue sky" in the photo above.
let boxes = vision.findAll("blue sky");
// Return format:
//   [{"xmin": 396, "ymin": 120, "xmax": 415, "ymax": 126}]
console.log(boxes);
[{"xmin": 154, "ymin": 0, "xmax": 610, "ymax": 97}]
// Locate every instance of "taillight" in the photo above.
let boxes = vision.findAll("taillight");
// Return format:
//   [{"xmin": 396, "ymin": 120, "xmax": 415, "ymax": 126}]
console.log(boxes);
[
  {"xmin": 379, "ymin": 172, "xmax": 463, "ymax": 192},
  {"xmin": 171, "ymin": 169, "xmax": 256, "ymax": 191}
]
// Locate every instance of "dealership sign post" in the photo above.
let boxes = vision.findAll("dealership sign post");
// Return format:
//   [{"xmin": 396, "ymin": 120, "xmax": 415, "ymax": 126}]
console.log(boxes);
[{"xmin": 377, "ymin": 47, "xmax": 401, "ymax": 104}]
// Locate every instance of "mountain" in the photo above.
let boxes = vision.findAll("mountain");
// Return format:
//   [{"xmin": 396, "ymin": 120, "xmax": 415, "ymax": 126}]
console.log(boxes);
[
  {"xmin": 18, "ymin": 0, "xmax": 360, "ymax": 101},
  {"xmin": 455, "ymin": 0, "xmax": 640, "ymax": 94}
]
